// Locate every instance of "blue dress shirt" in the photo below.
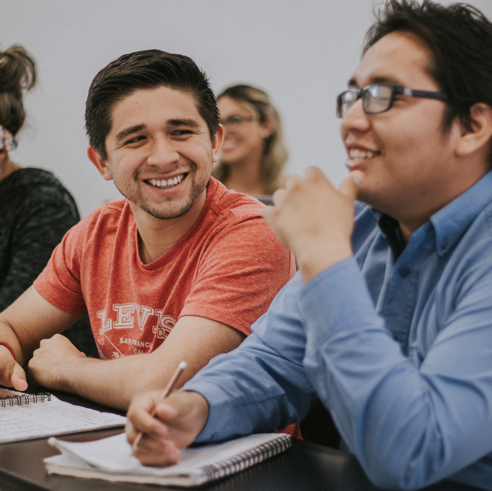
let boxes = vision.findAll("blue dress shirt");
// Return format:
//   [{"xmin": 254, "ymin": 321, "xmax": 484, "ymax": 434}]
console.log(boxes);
[{"xmin": 184, "ymin": 171, "xmax": 492, "ymax": 490}]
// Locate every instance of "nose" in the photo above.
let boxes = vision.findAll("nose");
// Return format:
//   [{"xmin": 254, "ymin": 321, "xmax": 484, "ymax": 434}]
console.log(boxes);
[
  {"xmin": 340, "ymin": 97, "xmax": 370, "ymax": 139},
  {"xmin": 146, "ymin": 135, "xmax": 180, "ymax": 169},
  {"xmin": 222, "ymin": 123, "xmax": 238, "ymax": 136}
]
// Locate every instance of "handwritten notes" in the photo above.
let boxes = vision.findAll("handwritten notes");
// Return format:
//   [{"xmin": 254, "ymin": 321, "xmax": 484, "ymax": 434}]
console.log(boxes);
[{"xmin": 0, "ymin": 389, "xmax": 126, "ymax": 444}]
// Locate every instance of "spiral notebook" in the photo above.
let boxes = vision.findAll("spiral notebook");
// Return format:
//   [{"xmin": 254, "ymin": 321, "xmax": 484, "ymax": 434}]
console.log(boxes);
[
  {"xmin": 0, "ymin": 389, "xmax": 126, "ymax": 444},
  {"xmin": 45, "ymin": 432, "xmax": 292, "ymax": 487}
]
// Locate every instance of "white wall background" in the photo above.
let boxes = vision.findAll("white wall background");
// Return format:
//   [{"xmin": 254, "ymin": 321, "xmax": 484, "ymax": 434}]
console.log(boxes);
[{"xmin": 1, "ymin": 0, "xmax": 491, "ymax": 217}]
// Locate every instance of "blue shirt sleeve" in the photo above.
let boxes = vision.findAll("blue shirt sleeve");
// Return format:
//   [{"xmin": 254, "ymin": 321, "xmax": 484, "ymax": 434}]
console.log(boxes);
[
  {"xmin": 298, "ymin": 257, "xmax": 492, "ymax": 490},
  {"xmin": 183, "ymin": 272, "xmax": 315, "ymax": 442}
]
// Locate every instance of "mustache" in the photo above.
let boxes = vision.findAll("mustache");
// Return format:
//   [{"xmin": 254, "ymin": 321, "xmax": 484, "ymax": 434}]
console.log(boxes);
[{"xmin": 135, "ymin": 161, "xmax": 197, "ymax": 180}]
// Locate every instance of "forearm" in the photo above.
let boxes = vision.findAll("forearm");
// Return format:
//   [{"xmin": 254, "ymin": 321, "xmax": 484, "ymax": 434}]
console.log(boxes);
[
  {"xmin": 52, "ymin": 352, "xmax": 175, "ymax": 410},
  {"xmin": 32, "ymin": 315, "xmax": 248, "ymax": 410},
  {"xmin": 0, "ymin": 319, "xmax": 24, "ymax": 364},
  {"xmin": 0, "ymin": 317, "xmax": 29, "ymax": 391},
  {"xmin": 184, "ymin": 275, "xmax": 315, "ymax": 443},
  {"xmin": 298, "ymin": 259, "xmax": 492, "ymax": 489},
  {"xmin": 185, "ymin": 342, "xmax": 312, "ymax": 443}
]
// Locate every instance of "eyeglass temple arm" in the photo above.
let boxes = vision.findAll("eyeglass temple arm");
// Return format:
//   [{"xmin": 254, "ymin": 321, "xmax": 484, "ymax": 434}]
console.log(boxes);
[{"xmin": 398, "ymin": 87, "xmax": 448, "ymax": 102}]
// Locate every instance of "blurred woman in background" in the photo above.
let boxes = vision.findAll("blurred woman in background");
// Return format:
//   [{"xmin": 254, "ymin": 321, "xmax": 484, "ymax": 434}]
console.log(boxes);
[
  {"xmin": 0, "ymin": 44, "xmax": 97, "ymax": 359},
  {"xmin": 213, "ymin": 84, "xmax": 288, "ymax": 197},
  {"xmin": 0, "ymin": 44, "xmax": 80, "ymax": 310}
]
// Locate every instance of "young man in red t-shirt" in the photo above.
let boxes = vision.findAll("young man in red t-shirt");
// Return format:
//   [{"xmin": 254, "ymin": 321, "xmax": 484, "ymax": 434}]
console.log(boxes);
[{"xmin": 0, "ymin": 50, "xmax": 295, "ymax": 413}]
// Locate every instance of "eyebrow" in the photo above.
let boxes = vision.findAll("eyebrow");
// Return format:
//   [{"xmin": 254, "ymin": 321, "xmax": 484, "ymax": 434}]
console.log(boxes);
[
  {"xmin": 114, "ymin": 118, "xmax": 201, "ymax": 143},
  {"xmin": 348, "ymin": 75, "xmax": 402, "ymax": 88},
  {"xmin": 115, "ymin": 124, "xmax": 146, "ymax": 143},
  {"xmin": 220, "ymin": 113, "xmax": 249, "ymax": 119},
  {"xmin": 168, "ymin": 118, "xmax": 200, "ymax": 128}
]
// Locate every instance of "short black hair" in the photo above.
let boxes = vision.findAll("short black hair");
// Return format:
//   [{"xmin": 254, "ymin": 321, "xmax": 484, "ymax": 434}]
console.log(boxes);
[
  {"xmin": 365, "ymin": 1, "xmax": 492, "ymax": 148},
  {"xmin": 85, "ymin": 49, "xmax": 219, "ymax": 160}
]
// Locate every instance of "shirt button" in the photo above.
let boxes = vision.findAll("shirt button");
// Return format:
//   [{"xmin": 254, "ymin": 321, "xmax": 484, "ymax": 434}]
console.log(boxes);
[{"xmin": 399, "ymin": 266, "xmax": 410, "ymax": 277}]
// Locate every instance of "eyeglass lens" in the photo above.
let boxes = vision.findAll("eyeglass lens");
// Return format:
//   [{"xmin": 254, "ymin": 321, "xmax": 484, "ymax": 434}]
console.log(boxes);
[
  {"xmin": 338, "ymin": 85, "xmax": 394, "ymax": 118},
  {"xmin": 220, "ymin": 115, "xmax": 253, "ymax": 127},
  {"xmin": 363, "ymin": 85, "xmax": 392, "ymax": 114}
]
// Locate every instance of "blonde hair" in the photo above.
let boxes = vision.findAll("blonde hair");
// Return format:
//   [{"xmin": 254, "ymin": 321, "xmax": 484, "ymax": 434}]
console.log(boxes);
[
  {"xmin": 0, "ymin": 45, "xmax": 36, "ymax": 137},
  {"xmin": 213, "ymin": 84, "xmax": 288, "ymax": 195}
]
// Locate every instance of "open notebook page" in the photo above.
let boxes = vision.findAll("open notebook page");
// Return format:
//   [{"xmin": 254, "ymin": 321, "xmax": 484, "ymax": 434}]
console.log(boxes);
[
  {"xmin": 46, "ymin": 432, "xmax": 292, "ymax": 486},
  {"xmin": 0, "ymin": 389, "xmax": 126, "ymax": 443}
]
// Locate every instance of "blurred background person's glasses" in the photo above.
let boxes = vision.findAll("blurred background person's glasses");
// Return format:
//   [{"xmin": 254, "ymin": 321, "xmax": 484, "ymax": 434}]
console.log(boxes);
[{"xmin": 219, "ymin": 115, "xmax": 254, "ymax": 128}]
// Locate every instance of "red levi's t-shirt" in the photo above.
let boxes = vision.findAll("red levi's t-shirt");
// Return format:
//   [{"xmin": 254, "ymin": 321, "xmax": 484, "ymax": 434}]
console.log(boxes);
[{"xmin": 34, "ymin": 178, "xmax": 295, "ymax": 360}]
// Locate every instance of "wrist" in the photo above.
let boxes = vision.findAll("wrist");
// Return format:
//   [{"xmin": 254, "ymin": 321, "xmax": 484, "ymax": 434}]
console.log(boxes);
[
  {"xmin": 193, "ymin": 392, "xmax": 210, "ymax": 432},
  {"xmin": 0, "ymin": 341, "xmax": 16, "ymax": 362},
  {"xmin": 183, "ymin": 390, "xmax": 210, "ymax": 435},
  {"xmin": 296, "ymin": 242, "xmax": 353, "ymax": 283},
  {"xmin": 55, "ymin": 352, "xmax": 88, "ymax": 392}
]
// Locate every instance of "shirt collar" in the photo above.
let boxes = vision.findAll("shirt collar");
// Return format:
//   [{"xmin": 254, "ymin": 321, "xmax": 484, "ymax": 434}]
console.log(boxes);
[
  {"xmin": 370, "ymin": 171, "xmax": 492, "ymax": 257},
  {"xmin": 430, "ymin": 171, "xmax": 492, "ymax": 256}
]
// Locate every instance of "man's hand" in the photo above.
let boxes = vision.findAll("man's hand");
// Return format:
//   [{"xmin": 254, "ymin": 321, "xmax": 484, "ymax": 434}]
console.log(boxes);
[
  {"xmin": 126, "ymin": 390, "xmax": 209, "ymax": 467},
  {"xmin": 28, "ymin": 334, "xmax": 86, "ymax": 391},
  {"xmin": 0, "ymin": 345, "xmax": 27, "ymax": 394},
  {"xmin": 263, "ymin": 167, "xmax": 361, "ymax": 282}
]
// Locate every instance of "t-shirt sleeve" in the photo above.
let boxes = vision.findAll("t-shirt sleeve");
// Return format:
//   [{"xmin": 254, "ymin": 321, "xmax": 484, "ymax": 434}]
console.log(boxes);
[
  {"xmin": 180, "ymin": 216, "xmax": 295, "ymax": 336},
  {"xmin": 33, "ymin": 216, "xmax": 92, "ymax": 315}
]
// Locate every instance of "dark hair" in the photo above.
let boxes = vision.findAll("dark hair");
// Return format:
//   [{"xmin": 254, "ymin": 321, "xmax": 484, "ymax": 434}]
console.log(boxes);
[
  {"xmin": 213, "ymin": 84, "xmax": 288, "ymax": 195},
  {"xmin": 365, "ymin": 1, "xmax": 492, "ymax": 152},
  {"xmin": 0, "ymin": 45, "xmax": 36, "ymax": 136},
  {"xmin": 85, "ymin": 49, "xmax": 219, "ymax": 160}
]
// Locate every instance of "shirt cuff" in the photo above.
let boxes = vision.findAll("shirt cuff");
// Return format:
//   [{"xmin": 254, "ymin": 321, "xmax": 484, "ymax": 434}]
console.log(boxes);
[{"xmin": 181, "ymin": 380, "xmax": 243, "ymax": 443}]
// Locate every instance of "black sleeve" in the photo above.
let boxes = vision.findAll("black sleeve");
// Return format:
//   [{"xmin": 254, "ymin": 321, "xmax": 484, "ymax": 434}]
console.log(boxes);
[{"xmin": 0, "ymin": 189, "xmax": 80, "ymax": 312}]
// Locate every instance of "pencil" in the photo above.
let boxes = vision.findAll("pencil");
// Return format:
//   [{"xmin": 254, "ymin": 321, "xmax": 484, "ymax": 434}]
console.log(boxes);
[{"xmin": 133, "ymin": 360, "xmax": 187, "ymax": 448}]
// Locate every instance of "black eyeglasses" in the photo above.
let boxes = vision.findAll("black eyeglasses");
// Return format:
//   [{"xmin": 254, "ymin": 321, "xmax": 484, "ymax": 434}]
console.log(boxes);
[
  {"xmin": 336, "ymin": 83, "xmax": 448, "ymax": 119},
  {"xmin": 219, "ymin": 115, "xmax": 254, "ymax": 128}
]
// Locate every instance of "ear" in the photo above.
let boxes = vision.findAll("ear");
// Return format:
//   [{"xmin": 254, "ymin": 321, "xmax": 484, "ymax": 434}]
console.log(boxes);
[
  {"xmin": 211, "ymin": 124, "xmax": 225, "ymax": 164},
  {"xmin": 455, "ymin": 103, "xmax": 492, "ymax": 159},
  {"xmin": 259, "ymin": 116, "xmax": 276, "ymax": 139},
  {"xmin": 87, "ymin": 146, "xmax": 113, "ymax": 181}
]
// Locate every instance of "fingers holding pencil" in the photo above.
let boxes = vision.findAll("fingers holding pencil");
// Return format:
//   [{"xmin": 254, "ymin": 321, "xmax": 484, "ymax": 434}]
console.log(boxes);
[
  {"xmin": 126, "ymin": 389, "xmax": 211, "ymax": 467},
  {"xmin": 133, "ymin": 361, "xmax": 188, "ymax": 448},
  {"xmin": 126, "ymin": 394, "xmax": 180, "ymax": 467}
]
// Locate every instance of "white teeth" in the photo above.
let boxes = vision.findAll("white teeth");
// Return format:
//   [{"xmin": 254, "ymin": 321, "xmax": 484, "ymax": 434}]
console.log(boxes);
[
  {"xmin": 148, "ymin": 174, "xmax": 185, "ymax": 188},
  {"xmin": 350, "ymin": 149, "xmax": 375, "ymax": 160}
]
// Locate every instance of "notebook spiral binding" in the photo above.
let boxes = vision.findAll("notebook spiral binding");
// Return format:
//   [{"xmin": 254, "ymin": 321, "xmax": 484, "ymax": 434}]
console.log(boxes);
[
  {"xmin": 200, "ymin": 434, "xmax": 292, "ymax": 482},
  {"xmin": 0, "ymin": 392, "xmax": 51, "ymax": 407}
]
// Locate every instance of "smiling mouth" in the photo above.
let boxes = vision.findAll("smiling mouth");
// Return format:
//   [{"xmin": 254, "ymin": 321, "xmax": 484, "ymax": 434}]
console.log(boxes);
[
  {"xmin": 349, "ymin": 149, "xmax": 379, "ymax": 161},
  {"xmin": 222, "ymin": 141, "xmax": 237, "ymax": 151},
  {"xmin": 145, "ymin": 173, "xmax": 186, "ymax": 189}
]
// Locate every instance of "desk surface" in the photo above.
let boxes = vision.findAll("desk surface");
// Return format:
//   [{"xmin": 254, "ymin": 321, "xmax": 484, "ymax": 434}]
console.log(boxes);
[{"xmin": 0, "ymin": 390, "xmax": 482, "ymax": 491}]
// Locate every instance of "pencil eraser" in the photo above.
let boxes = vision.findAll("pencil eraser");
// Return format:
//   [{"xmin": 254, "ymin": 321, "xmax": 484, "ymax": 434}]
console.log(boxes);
[{"xmin": 179, "ymin": 361, "xmax": 188, "ymax": 370}]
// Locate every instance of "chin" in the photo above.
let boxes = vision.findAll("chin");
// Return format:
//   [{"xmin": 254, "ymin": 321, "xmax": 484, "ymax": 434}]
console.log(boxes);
[
  {"xmin": 354, "ymin": 186, "xmax": 380, "ymax": 208},
  {"xmin": 143, "ymin": 185, "xmax": 205, "ymax": 220},
  {"xmin": 142, "ymin": 200, "xmax": 194, "ymax": 220},
  {"xmin": 222, "ymin": 152, "xmax": 246, "ymax": 165}
]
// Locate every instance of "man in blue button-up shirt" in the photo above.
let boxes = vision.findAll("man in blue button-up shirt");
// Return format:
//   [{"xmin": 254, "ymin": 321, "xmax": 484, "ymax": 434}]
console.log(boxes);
[{"xmin": 126, "ymin": 2, "xmax": 492, "ymax": 489}]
